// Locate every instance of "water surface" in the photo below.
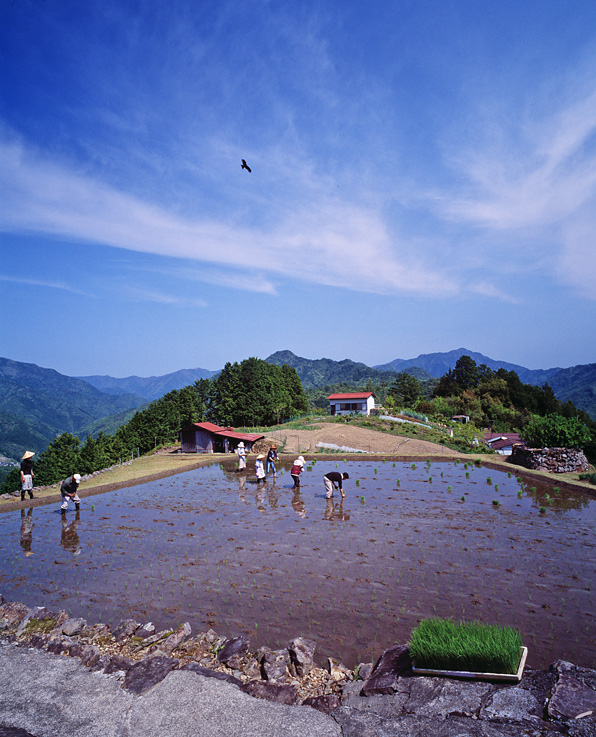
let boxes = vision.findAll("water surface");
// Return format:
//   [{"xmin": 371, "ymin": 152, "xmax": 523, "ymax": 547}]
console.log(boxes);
[{"xmin": 1, "ymin": 458, "xmax": 594, "ymax": 669}]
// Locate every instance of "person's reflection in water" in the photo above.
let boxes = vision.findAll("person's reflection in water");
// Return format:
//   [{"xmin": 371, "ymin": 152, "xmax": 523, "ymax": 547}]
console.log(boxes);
[
  {"xmin": 324, "ymin": 498, "xmax": 350, "ymax": 521},
  {"xmin": 61, "ymin": 510, "xmax": 82, "ymax": 554},
  {"xmin": 255, "ymin": 486, "xmax": 266, "ymax": 513},
  {"xmin": 20, "ymin": 508, "xmax": 34, "ymax": 554},
  {"xmin": 237, "ymin": 473, "xmax": 247, "ymax": 502},
  {"xmin": 265, "ymin": 478, "xmax": 280, "ymax": 510},
  {"xmin": 291, "ymin": 489, "xmax": 306, "ymax": 518}
]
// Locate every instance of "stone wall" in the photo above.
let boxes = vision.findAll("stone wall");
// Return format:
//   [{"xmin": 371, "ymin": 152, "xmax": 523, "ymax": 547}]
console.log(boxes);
[{"xmin": 509, "ymin": 446, "xmax": 589, "ymax": 473}]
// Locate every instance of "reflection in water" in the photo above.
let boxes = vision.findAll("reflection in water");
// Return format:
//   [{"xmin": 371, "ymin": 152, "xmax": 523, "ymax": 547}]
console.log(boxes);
[
  {"xmin": 1, "ymin": 459, "xmax": 594, "ymax": 671},
  {"xmin": 20, "ymin": 508, "xmax": 33, "ymax": 553},
  {"xmin": 292, "ymin": 490, "xmax": 306, "ymax": 518},
  {"xmin": 60, "ymin": 511, "xmax": 81, "ymax": 554},
  {"xmin": 324, "ymin": 498, "xmax": 350, "ymax": 521}
]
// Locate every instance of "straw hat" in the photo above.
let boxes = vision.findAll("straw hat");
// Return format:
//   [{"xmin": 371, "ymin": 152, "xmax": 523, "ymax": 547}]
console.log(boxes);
[
  {"xmin": 256, "ymin": 454, "xmax": 265, "ymax": 460},
  {"xmin": 21, "ymin": 451, "xmax": 35, "ymax": 460}
]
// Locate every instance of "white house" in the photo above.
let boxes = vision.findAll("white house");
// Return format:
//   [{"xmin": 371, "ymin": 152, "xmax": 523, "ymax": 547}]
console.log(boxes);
[{"xmin": 328, "ymin": 392, "xmax": 375, "ymax": 416}]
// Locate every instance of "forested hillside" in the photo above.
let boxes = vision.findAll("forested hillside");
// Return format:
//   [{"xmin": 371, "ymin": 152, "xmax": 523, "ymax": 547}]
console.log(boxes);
[
  {"xmin": 1, "ymin": 358, "xmax": 307, "ymax": 494},
  {"xmin": 0, "ymin": 358, "xmax": 145, "ymax": 461}
]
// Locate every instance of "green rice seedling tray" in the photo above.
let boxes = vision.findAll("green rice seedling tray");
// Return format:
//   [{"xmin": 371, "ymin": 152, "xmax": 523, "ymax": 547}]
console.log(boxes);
[{"xmin": 412, "ymin": 646, "xmax": 528, "ymax": 682}]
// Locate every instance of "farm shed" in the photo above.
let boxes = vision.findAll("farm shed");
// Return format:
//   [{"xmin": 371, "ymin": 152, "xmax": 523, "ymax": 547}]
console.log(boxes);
[
  {"xmin": 327, "ymin": 392, "xmax": 375, "ymax": 416},
  {"xmin": 180, "ymin": 422, "xmax": 264, "ymax": 454},
  {"xmin": 484, "ymin": 432, "xmax": 525, "ymax": 456}
]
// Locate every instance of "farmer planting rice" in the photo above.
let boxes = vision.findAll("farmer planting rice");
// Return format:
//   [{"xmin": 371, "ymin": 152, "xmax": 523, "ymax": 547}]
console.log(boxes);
[
  {"xmin": 60, "ymin": 473, "xmax": 81, "ymax": 513},
  {"xmin": 324, "ymin": 470, "xmax": 350, "ymax": 499}
]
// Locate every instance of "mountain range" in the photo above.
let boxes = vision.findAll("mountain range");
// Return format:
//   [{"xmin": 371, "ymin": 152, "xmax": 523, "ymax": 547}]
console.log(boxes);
[{"xmin": 1, "ymin": 349, "xmax": 594, "ymax": 462}]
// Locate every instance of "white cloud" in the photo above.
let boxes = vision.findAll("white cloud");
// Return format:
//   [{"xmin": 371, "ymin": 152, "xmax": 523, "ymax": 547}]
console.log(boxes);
[
  {"xmin": 0, "ymin": 273, "xmax": 91, "ymax": 297},
  {"xmin": 438, "ymin": 87, "xmax": 596, "ymax": 231},
  {"xmin": 0, "ymin": 137, "xmax": 458, "ymax": 299}
]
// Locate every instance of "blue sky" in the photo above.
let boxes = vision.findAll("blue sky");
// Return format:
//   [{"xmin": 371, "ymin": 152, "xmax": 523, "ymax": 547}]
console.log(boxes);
[{"xmin": 2, "ymin": 0, "xmax": 596, "ymax": 377}]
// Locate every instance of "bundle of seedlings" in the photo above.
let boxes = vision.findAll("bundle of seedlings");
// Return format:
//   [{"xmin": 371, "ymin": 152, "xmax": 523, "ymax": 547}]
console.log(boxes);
[{"xmin": 409, "ymin": 618, "xmax": 523, "ymax": 675}]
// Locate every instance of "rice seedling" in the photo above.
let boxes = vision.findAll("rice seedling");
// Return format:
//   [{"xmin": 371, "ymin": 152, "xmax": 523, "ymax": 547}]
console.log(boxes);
[
  {"xmin": 539, "ymin": 507, "xmax": 547, "ymax": 513},
  {"xmin": 409, "ymin": 618, "xmax": 523, "ymax": 674},
  {"xmin": 447, "ymin": 485, "xmax": 452, "ymax": 492},
  {"xmin": 486, "ymin": 477, "xmax": 492, "ymax": 485},
  {"xmin": 517, "ymin": 491, "xmax": 523, "ymax": 498},
  {"xmin": 461, "ymin": 496, "xmax": 465, "ymax": 502},
  {"xmin": 492, "ymin": 500, "xmax": 500, "ymax": 507}
]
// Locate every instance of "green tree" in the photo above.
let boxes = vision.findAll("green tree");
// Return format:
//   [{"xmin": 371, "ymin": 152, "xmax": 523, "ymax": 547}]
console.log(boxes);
[
  {"xmin": 35, "ymin": 432, "xmax": 81, "ymax": 485},
  {"xmin": 522, "ymin": 414, "xmax": 592, "ymax": 449},
  {"xmin": 389, "ymin": 372, "xmax": 424, "ymax": 407}
]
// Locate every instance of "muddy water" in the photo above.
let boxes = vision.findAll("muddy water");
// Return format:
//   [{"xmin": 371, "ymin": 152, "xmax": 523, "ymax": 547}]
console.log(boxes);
[{"xmin": 1, "ymin": 459, "xmax": 594, "ymax": 670}]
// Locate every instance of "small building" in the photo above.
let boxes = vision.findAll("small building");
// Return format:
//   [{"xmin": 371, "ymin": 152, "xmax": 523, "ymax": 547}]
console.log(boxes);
[
  {"xmin": 483, "ymin": 432, "xmax": 524, "ymax": 456},
  {"xmin": 180, "ymin": 422, "xmax": 264, "ymax": 454},
  {"xmin": 451, "ymin": 415, "xmax": 470, "ymax": 424},
  {"xmin": 327, "ymin": 392, "xmax": 375, "ymax": 416}
]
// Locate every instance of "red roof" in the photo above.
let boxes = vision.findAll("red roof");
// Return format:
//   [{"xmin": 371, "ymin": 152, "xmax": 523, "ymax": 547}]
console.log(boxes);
[
  {"xmin": 327, "ymin": 392, "xmax": 374, "ymax": 400},
  {"xmin": 213, "ymin": 429, "xmax": 264, "ymax": 442},
  {"xmin": 180, "ymin": 422, "xmax": 263, "ymax": 442}
]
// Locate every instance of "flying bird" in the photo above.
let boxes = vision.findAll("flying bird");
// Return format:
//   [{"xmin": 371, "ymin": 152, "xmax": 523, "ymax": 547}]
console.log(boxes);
[{"xmin": 241, "ymin": 159, "xmax": 252, "ymax": 173}]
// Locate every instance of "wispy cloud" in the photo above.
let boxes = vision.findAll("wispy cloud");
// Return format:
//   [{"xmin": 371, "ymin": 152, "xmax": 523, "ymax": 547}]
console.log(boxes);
[
  {"xmin": 437, "ymin": 86, "xmax": 596, "ymax": 231},
  {"xmin": 124, "ymin": 286, "xmax": 207, "ymax": 307},
  {"xmin": 0, "ymin": 136, "xmax": 458, "ymax": 299},
  {"xmin": 0, "ymin": 273, "xmax": 91, "ymax": 297}
]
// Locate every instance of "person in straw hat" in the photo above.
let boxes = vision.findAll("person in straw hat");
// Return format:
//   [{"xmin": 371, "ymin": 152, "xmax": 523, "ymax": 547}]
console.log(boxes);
[
  {"xmin": 20, "ymin": 451, "xmax": 35, "ymax": 501},
  {"xmin": 255, "ymin": 454, "xmax": 266, "ymax": 483},
  {"xmin": 266, "ymin": 443, "xmax": 279, "ymax": 477},
  {"xmin": 236, "ymin": 441, "xmax": 247, "ymax": 472}
]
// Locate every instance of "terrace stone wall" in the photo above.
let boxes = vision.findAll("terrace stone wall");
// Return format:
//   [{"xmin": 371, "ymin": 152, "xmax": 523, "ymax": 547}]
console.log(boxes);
[{"xmin": 510, "ymin": 446, "xmax": 589, "ymax": 474}]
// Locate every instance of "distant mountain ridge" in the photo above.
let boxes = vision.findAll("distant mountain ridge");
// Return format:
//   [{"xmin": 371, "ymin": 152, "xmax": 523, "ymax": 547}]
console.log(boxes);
[
  {"xmin": 78, "ymin": 367, "xmax": 217, "ymax": 401},
  {"xmin": 2, "ymin": 349, "xmax": 594, "ymax": 462},
  {"xmin": 265, "ymin": 350, "xmax": 596, "ymax": 419},
  {"xmin": 0, "ymin": 357, "xmax": 145, "ymax": 461},
  {"xmin": 373, "ymin": 348, "xmax": 562, "ymax": 385},
  {"xmin": 264, "ymin": 350, "xmax": 405, "ymax": 389}
]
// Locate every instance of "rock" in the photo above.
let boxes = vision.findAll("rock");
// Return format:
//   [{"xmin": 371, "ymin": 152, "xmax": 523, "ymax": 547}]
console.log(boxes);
[
  {"xmin": 180, "ymin": 662, "xmax": 243, "ymax": 688},
  {"xmin": 405, "ymin": 677, "xmax": 493, "ymax": 719},
  {"xmin": 68, "ymin": 642, "xmax": 101, "ymax": 668},
  {"xmin": 288, "ymin": 636, "xmax": 316, "ymax": 677},
  {"xmin": 122, "ymin": 656, "xmax": 179, "ymax": 695},
  {"xmin": 28, "ymin": 633, "xmax": 50, "ymax": 650},
  {"xmin": 356, "ymin": 662, "xmax": 373, "ymax": 682},
  {"xmin": 104, "ymin": 654, "xmax": 134, "ymax": 675},
  {"xmin": 242, "ymin": 679, "xmax": 299, "ymax": 705},
  {"xmin": 242, "ymin": 658, "xmax": 262, "ymax": 680},
  {"xmin": 327, "ymin": 657, "xmax": 351, "ymax": 683},
  {"xmin": 46, "ymin": 636, "xmax": 72, "ymax": 655},
  {"xmin": 549, "ymin": 662, "xmax": 596, "ymax": 721},
  {"xmin": 113, "ymin": 618, "xmax": 141, "ymax": 641},
  {"xmin": 82, "ymin": 623, "xmax": 112, "ymax": 642},
  {"xmin": 135, "ymin": 621, "xmax": 156, "ymax": 639},
  {"xmin": 159, "ymin": 622, "xmax": 191, "ymax": 655},
  {"xmin": 16, "ymin": 607, "xmax": 57, "ymax": 637},
  {"xmin": 0, "ymin": 601, "xmax": 30, "ymax": 629},
  {"xmin": 302, "ymin": 694, "xmax": 341, "ymax": 714},
  {"xmin": 261, "ymin": 648, "xmax": 290, "ymax": 683},
  {"xmin": 481, "ymin": 686, "xmax": 542, "ymax": 721},
  {"xmin": 61, "ymin": 617, "xmax": 87, "ymax": 637},
  {"xmin": 361, "ymin": 644, "xmax": 412, "ymax": 696},
  {"xmin": 217, "ymin": 634, "xmax": 250, "ymax": 665}
]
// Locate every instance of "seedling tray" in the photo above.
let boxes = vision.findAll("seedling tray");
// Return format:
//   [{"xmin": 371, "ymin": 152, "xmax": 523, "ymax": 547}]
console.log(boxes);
[{"xmin": 412, "ymin": 646, "xmax": 528, "ymax": 682}]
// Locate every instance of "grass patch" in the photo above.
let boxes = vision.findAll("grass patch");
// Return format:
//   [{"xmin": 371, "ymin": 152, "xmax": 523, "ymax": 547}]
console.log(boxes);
[
  {"xmin": 409, "ymin": 618, "xmax": 522, "ymax": 674},
  {"xmin": 579, "ymin": 472, "xmax": 596, "ymax": 485}
]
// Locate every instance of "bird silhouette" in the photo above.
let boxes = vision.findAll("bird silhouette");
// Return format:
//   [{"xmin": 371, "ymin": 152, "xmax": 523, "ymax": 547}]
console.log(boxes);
[{"xmin": 241, "ymin": 159, "xmax": 252, "ymax": 173}]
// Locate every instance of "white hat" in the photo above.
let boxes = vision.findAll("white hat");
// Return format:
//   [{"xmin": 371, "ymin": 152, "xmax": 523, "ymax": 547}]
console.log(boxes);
[
  {"xmin": 295, "ymin": 456, "xmax": 305, "ymax": 466},
  {"xmin": 237, "ymin": 442, "xmax": 245, "ymax": 447},
  {"xmin": 73, "ymin": 474, "xmax": 81, "ymax": 484}
]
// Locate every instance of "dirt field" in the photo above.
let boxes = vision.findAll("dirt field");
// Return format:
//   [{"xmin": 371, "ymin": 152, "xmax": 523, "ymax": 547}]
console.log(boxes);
[{"xmin": 258, "ymin": 421, "xmax": 462, "ymax": 456}]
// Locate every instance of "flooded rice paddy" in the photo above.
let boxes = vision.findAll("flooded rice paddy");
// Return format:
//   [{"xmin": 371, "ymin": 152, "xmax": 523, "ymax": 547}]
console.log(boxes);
[{"xmin": 1, "ymin": 458, "xmax": 595, "ymax": 669}]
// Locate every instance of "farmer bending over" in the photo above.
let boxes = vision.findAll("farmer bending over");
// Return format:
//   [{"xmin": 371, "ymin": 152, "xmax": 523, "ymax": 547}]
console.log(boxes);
[
  {"xmin": 60, "ymin": 473, "xmax": 81, "ymax": 514},
  {"xmin": 324, "ymin": 471, "xmax": 349, "ymax": 499}
]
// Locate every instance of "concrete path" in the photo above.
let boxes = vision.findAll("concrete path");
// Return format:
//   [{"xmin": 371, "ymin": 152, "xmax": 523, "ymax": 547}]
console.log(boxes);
[{"xmin": 0, "ymin": 643, "xmax": 340, "ymax": 737}]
